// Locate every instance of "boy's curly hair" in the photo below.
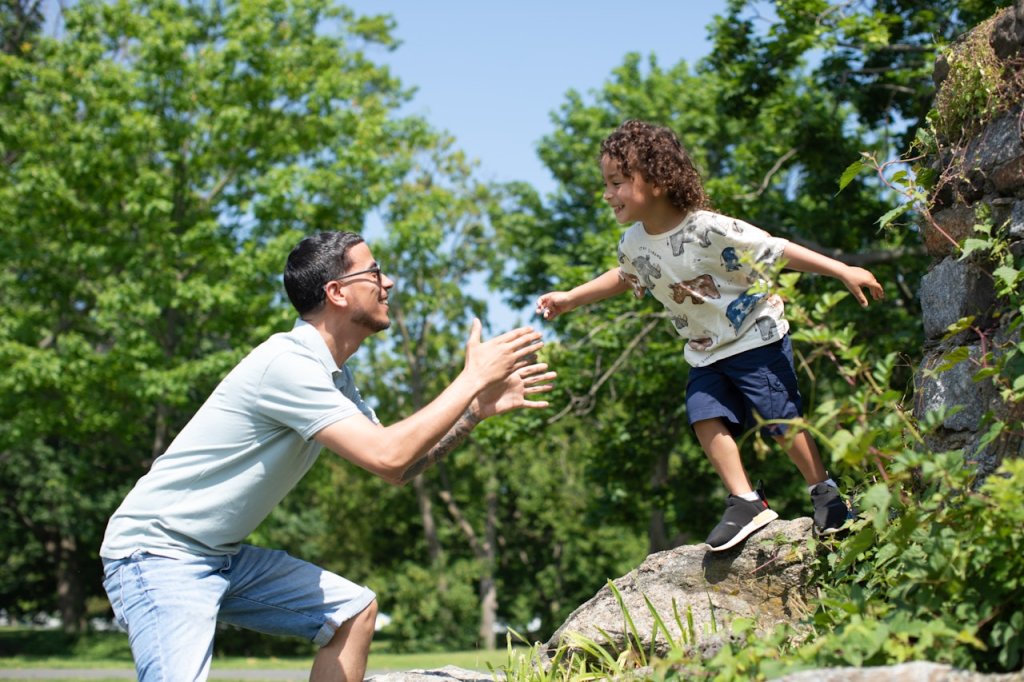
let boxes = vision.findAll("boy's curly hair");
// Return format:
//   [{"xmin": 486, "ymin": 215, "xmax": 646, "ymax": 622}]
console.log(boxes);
[{"xmin": 600, "ymin": 120, "xmax": 711, "ymax": 214}]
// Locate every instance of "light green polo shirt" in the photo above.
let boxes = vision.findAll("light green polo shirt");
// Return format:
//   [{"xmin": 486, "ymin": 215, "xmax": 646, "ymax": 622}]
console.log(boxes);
[{"xmin": 100, "ymin": 320, "xmax": 378, "ymax": 559}]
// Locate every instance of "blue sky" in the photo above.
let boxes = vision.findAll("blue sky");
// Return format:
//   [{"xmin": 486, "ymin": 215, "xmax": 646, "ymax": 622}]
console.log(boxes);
[
  {"xmin": 341, "ymin": 1, "xmax": 730, "ymax": 326},
  {"xmin": 344, "ymin": 1, "xmax": 728, "ymax": 196}
]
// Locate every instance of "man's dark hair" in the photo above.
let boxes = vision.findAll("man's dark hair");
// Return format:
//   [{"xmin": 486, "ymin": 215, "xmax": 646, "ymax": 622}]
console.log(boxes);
[{"xmin": 284, "ymin": 231, "xmax": 364, "ymax": 315}]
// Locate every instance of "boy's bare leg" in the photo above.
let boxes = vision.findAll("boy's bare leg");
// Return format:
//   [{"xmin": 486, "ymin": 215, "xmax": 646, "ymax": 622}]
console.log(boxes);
[
  {"xmin": 774, "ymin": 430, "xmax": 828, "ymax": 485},
  {"xmin": 310, "ymin": 600, "xmax": 378, "ymax": 682},
  {"xmin": 693, "ymin": 418, "xmax": 753, "ymax": 495}
]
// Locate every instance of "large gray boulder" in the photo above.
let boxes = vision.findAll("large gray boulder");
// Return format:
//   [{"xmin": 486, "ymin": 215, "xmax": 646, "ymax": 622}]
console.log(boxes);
[{"xmin": 544, "ymin": 517, "xmax": 816, "ymax": 661}]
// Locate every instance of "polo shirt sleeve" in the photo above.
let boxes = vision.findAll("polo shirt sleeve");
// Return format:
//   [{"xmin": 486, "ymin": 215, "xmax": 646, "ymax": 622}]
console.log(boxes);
[{"xmin": 255, "ymin": 351, "xmax": 367, "ymax": 441}]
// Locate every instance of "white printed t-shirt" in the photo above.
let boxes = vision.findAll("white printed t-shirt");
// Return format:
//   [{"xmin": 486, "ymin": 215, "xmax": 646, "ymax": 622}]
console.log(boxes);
[
  {"xmin": 617, "ymin": 210, "xmax": 791, "ymax": 367},
  {"xmin": 100, "ymin": 320, "xmax": 378, "ymax": 560}
]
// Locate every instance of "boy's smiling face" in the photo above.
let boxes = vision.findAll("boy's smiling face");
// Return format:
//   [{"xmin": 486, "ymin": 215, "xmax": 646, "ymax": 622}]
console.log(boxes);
[{"xmin": 600, "ymin": 154, "xmax": 661, "ymax": 225}]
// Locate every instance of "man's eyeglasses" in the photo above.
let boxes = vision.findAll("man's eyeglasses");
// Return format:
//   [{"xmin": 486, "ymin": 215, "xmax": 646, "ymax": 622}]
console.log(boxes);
[{"xmin": 331, "ymin": 264, "xmax": 383, "ymax": 288}]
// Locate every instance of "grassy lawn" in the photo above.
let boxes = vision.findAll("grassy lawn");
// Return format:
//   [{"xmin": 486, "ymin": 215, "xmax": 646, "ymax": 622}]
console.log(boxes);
[{"xmin": 0, "ymin": 628, "xmax": 523, "ymax": 676}]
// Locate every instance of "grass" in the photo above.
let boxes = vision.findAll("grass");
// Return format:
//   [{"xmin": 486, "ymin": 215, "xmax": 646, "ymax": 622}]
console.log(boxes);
[{"xmin": 0, "ymin": 628, "xmax": 519, "ymax": 677}]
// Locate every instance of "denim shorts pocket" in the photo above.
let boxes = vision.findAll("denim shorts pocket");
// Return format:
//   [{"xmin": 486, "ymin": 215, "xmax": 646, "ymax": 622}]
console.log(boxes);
[{"xmin": 101, "ymin": 558, "xmax": 129, "ymax": 631}]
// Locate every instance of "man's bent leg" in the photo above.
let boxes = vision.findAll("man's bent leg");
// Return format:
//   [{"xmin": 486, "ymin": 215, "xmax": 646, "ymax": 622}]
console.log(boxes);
[
  {"xmin": 102, "ymin": 553, "xmax": 228, "ymax": 681},
  {"xmin": 217, "ymin": 545, "xmax": 376, "ymax": 678},
  {"xmin": 310, "ymin": 599, "xmax": 377, "ymax": 682}
]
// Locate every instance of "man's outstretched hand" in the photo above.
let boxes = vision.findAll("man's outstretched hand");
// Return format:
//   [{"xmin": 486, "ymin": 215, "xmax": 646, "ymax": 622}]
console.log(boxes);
[{"xmin": 473, "ymin": 360, "xmax": 556, "ymax": 419}]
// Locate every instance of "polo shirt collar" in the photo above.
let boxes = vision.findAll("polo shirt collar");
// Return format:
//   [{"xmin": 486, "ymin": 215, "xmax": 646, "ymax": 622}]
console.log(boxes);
[{"xmin": 291, "ymin": 319, "xmax": 342, "ymax": 374}]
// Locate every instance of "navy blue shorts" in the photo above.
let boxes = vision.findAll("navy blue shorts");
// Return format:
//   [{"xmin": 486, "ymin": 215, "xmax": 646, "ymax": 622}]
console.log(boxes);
[{"xmin": 685, "ymin": 336, "xmax": 802, "ymax": 437}]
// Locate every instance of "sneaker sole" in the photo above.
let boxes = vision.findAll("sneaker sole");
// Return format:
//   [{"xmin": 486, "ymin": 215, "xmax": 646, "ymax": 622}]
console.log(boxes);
[
  {"xmin": 814, "ymin": 520, "xmax": 852, "ymax": 536},
  {"xmin": 706, "ymin": 509, "xmax": 779, "ymax": 552}
]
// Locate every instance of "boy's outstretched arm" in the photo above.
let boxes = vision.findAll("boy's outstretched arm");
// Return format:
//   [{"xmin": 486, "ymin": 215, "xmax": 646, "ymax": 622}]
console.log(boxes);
[
  {"xmin": 781, "ymin": 243, "xmax": 884, "ymax": 307},
  {"xmin": 536, "ymin": 267, "xmax": 631, "ymax": 320}
]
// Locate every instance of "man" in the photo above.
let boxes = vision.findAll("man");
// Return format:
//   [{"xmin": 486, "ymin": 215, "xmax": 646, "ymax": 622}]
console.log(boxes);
[{"xmin": 99, "ymin": 231, "xmax": 554, "ymax": 681}]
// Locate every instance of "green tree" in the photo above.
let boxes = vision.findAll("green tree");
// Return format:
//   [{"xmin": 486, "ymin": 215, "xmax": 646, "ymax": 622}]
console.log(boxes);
[
  {"xmin": 1, "ymin": 0, "xmax": 43, "ymax": 56},
  {"xmin": 0, "ymin": 0, "xmax": 427, "ymax": 631},
  {"xmin": 492, "ymin": 0, "xmax": 1009, "ymax": 558}
]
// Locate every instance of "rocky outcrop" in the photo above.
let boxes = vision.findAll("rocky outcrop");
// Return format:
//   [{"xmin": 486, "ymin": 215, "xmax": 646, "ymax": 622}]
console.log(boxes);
[
  {"xmin": 544, "ymin": 518, "xmax": 815, "ymax": 661},
  {"xmin": 367, "ymin": 666, "xmax": 494, "ymax": 682},
  {"xmin": 915, "ymin": 0, "xmax": 1024, "ymax": 481}
]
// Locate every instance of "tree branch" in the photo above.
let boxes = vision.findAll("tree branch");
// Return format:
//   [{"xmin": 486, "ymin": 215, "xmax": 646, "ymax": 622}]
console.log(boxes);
[
  {"xmin": 786, "ymin": 235, "xmax": 926, "ymax": 267},
  {"xmin": 547, "ymin": 316, "xmax": 662, "ymax": 424},
  {"xmin": 734, "ymin": 147, "xmax": 798, "ymax": 201},
  {"xmin": 438, "ymin": 487, "xmax": 486, "ymax": 559}
]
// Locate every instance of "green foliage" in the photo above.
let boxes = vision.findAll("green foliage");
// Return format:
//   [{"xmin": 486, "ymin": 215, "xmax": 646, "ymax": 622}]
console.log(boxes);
[
  {"xmin": 379, "ymin": 559, "xmax": 482, "ymax": 653},
  {"xmin": 497, "ymin": 0, "xmax": 1024, "ymax": 667},
  {"xmin": 812, "ymin": 454, "xmax": 1024, "ymax": 671},
  {"xmin": 931, "ymin": 8, "xmax": 1024, "ymax": 144},
  {"xmin": 501, "ymin": 279, "xmax": 1024, "ymax": 680},
  {"xmin": 0, "ymin": 0, "xmax": 426, "ymax": 627},
  {"xmin": 3, "ymin": 0, "xmax": 1020, "ymax": 660}
]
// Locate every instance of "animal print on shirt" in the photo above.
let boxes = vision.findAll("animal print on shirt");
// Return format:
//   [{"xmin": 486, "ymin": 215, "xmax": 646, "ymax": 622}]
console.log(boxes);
[
  {"xmin": 725, "ymin": 292, "xmax": 764, "ymax": 331},
  {"xmin": 755, "ymin": 316, "xmax": 779, "ymax": 341},
  {"xmin": 721, "ymin": 247, "xmax": 741, "ymax": 272},
  {"xmin": 688, "ymin": 336, "xmax": 715, "ymax": 352},
  {"xmin": 630, "ymin": 255, "xmax": 662, "ymax": 289},
  {"xmin": 669, "ymin": 274, "xmax": 720, "ymax": 305},
  {"xmin": 620, "ymin": 271, "xmax": 645, "ymax": 298}
]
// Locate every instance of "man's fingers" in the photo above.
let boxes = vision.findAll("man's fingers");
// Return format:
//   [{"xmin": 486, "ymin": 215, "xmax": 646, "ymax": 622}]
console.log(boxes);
[
  {"xmin": 489, "ymin": 325, "xmax": 539, "ymax": 345},
  {"xmin": 520, "ymin": 364, "xmax": 555, "ymax": 381},
  {"xmin": 467, "ymin": 317, "xmax": 483, "ymax": 346}
]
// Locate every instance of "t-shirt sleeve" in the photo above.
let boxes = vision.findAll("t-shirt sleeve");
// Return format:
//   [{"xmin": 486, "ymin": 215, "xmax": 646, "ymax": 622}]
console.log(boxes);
[
  {"xmin": 256, "ymin": 352, "xmax": 367, "ymax": 441},
  {"xmin": 706, "ymin": 213, "xmax": 789, "ymax": 278}
]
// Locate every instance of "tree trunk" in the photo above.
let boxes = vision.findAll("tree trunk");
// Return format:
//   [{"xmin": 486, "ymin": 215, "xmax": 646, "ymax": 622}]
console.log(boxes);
[
  {"xmin": 647, "ymin": 448, "xmax": 671, "ymax": 553},
  {"xmin": 55, "ymin": 532, "xmax": 85, "ymax": 633},
  {"xmin": 413, "ymin": 475, "xmax": 442, "ymax": 566},
  {"xmin": 477, "ymin": 484, "xmax": 498, "ymax": 650}
]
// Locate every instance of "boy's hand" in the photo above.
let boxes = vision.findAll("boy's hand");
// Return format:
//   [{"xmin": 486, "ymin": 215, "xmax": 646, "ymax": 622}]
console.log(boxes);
[
  {"xmin": 842, "ymin": 266, "xmax": 885, "ymax": 307},
  {"xmin": 535, "ymin": 291, "xmax": 574, "ymax": 320}
]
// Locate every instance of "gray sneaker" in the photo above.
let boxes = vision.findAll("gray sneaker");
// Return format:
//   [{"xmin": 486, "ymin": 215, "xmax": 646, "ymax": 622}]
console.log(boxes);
[{"xmin": 810, "ymin": 483, "xmax": 854, "ymax": 535}]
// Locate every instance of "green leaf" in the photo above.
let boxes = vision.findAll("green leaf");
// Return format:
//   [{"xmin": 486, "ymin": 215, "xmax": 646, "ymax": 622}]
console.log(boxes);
[
  {"xmin": 838, "ymin": 157, "xmax": 870, "ymax": 192},
  {"xmin": 959, "ymin": 238, "xmax": 991, "ymax": 259},
  {"xmin": 876, "ymin": 202, "xmax": 912, "ymax": 228}
]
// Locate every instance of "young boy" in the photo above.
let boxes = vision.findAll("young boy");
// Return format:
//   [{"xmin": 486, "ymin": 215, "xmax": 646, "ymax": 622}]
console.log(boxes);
[{"xmin": 536, "ymin": 120, "xmax": 884, "ymax": 551}]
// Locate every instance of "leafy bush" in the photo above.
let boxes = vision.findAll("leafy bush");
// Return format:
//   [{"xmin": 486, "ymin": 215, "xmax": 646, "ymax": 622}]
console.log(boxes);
[
  {"xmin": 499, "ymin": 226, "xmax": 1024, "ymax": 680},
  {"xmin": 378, "ymin": 558, "xmax": 482, "ymax": 653}
]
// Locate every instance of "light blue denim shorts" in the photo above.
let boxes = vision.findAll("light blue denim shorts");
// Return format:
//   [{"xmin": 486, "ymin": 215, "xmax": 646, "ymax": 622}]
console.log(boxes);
[{"xmin": 102, "ymin": 544, "xmax": 376, "ymax": 681}]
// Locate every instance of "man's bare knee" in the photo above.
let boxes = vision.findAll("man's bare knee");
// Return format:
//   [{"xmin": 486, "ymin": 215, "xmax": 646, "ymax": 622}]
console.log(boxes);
[{"xmin": 328, "ymin": 599, "xmax": 377, "ymax": 646}]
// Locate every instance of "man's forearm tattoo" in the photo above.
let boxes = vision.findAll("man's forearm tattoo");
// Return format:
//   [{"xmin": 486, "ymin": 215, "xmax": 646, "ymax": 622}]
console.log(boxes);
[{"xmin": 399, "ymin": 408, "xmax": 481, "ymax": 483}]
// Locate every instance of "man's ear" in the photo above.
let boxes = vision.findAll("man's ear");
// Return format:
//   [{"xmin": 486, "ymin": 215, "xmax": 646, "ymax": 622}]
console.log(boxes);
[{"xmin": 323, "ymin": 280, "xmax": 349, "ymax": 309}]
